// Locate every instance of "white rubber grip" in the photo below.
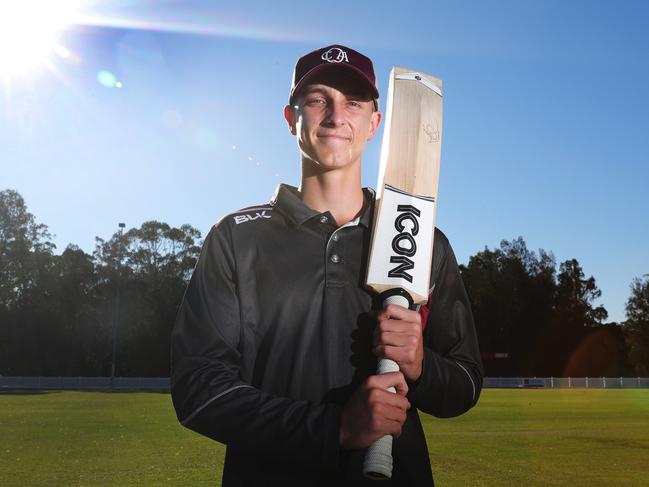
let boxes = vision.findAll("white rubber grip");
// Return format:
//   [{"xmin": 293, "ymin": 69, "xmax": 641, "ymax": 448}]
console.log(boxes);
[{"xmin": 363, "ymin": 294, "xmax": 410, "ymax": 479}]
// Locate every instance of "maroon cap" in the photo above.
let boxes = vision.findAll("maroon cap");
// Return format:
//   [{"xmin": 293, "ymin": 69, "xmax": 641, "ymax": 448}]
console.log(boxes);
[{"xmin": 289, "ymin": 44, "xmax": 379, "ymax": 105}]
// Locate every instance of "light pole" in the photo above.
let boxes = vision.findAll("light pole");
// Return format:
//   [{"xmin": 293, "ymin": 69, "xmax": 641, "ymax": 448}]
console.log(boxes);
[{"xmin": 110, "ymin": 222, "xmax": 126, "ymax": 388}]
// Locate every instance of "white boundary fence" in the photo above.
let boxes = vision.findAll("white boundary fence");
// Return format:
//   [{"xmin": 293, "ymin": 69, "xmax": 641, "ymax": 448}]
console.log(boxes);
[
  {"xmin": 1, "ymin": 376, "xmax": 649, "ymax": 391},
  {"xmin": 0, "ymin": 376, "xmax": 170, "ymax": 391},
  {"xmin": 484, "ymin": 377, "xmax": 649, "ymax": 388}
]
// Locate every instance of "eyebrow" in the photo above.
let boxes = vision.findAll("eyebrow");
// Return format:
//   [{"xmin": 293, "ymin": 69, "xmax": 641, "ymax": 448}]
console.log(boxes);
[
  {"xmin": 301, "ymin": 86, "xmax": 369, "ymax": 99},
  {"xmin": 302, "ymin": 87, "xmax": 327, "ymax": 96}
]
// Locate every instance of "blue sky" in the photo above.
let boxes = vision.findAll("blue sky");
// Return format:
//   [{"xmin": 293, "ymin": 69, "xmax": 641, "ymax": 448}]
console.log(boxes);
[{"xmin": 1, "ymin": 0, "xmax": 647, "ymax": 322}]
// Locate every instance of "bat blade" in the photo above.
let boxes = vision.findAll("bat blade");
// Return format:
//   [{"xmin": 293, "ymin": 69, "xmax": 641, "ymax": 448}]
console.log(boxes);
[
  {"xmin": 363, "ymin": 67, "xmax": 443, "ymax": 480},
  {"xmin": 365, "ymin": 67, "xmax": 443, "ymax": 305}
]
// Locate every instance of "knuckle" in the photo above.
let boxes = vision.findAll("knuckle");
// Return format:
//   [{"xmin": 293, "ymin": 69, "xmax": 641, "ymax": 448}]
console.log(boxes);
[
  {"xmin": 370, "ymin": 404, "xmax": 383, "ymax": 421},
  {"xmin": 368, "ymin": 388, "xmax": 381, "ymax": 403}
]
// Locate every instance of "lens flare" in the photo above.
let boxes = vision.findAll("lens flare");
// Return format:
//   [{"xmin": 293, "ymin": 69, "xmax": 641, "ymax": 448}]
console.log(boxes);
[
  {"xmin": 0, "ymin": 0, "xmax": 81, "ymax": 79},
  {"xmin": 97, "ymin": 70, "xmax": 119, "ymax": 88}
]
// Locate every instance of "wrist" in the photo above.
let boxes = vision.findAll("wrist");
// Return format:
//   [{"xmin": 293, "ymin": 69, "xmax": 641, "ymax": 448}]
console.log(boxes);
[{"xmin": 406, "ymin": 360, "xmax": 424, "ymax": 389}]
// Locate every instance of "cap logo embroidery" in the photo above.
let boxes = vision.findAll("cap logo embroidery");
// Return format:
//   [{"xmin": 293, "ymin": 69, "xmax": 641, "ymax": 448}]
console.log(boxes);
[{"xmin": 321, "ymin": 47, "xmax": 348, "ymax": 64}]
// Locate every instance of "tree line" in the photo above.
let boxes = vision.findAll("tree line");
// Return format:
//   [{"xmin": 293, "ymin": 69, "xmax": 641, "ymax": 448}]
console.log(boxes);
[
  {"xmin": 460, "ymin": 239, "xmax": 647, "ymax": 376},
  {"xmin": 1, "ymin": 189, "xmax": 648, "ymax": 377}
]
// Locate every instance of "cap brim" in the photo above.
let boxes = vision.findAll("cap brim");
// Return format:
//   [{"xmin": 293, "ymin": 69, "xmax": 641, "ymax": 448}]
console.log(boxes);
[{"xmin": 290, "ymin": 64, "xmax": 379, "ymax": 104}]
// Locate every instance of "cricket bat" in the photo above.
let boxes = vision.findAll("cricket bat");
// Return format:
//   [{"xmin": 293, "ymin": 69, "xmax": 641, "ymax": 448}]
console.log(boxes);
[{"xmin": 363, "ymin": 67, "xmax": 443, "ymax": 479}]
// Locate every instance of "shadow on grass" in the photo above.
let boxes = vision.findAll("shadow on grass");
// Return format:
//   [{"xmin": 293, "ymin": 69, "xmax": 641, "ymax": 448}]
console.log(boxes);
[
  {"xmin": 93, "ymin": 390, "xmax": 170, "ymax": 395},
  {"xmin": 0, "ymin": 389, "xmax": 64, "ymax": 395},
  {"xmin": 0, "ymin": 389, "xmax": 169, "ymax": 395}
]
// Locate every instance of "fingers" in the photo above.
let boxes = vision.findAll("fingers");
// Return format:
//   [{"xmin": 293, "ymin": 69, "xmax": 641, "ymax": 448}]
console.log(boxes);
[
  {"xmin": 372, "ymin": 306, "xmax": 425, "ymax": 383},
  {"xmin": 371, "ymin": 305, "xmax": 422, "ymax": 345},
  {"xmin": 372, "ymin": 312, "xmax": 422, "ymax": 362},
  {"xmin": 366, "ymin": 371, "xmax": 410, "ymax": 399},
  {"xmin": 375, "ymin": 344, "xmax": 420, "ymax": 366},
  {"xmin": 370, "ymin": 303, "xmax": 421, "ymax": 324},
  {"xmin": 339, "ymin": 372, "xmax": 411, "ymax": 449},
  {"xmin": 368, "ymin": 403, "xmax": 408, "ymax": 438},
  {"xmin": 374, "ymin": 330, "xmax": 420, "ymax": 349},
  {"xmin": 365, "ymin": 373, "xmax": 410, "ymax": 439}
]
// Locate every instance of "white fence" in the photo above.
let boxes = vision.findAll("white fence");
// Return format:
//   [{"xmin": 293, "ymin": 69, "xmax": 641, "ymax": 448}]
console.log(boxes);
[
  {"xmin": 1, "ymin": 376, "xmax": 648, "ymax": 391},
  {"xmin": 484, "ymin": 377, "xmax": 649, "ymax": 388},
  {"xmin": 0, "ymin": 376, "xmax": 170, "ymax": 391}
]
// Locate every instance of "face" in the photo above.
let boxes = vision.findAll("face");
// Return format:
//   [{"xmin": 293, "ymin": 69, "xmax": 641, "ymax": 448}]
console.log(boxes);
[{"xmin": 284, "ymin": 72, "xmax": 381, "ymax": 173}]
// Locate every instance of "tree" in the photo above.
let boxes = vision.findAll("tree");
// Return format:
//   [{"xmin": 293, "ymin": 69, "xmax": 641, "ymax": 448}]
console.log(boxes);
[
  {"xmin": 1, "ymin": 189, "xmax": 203, "ymax": 376},
  {"xmin": 53, "ymin": 245, "xmax": 104, "ymax": 374},
  {"xmin": 460, "ymin": 237, "xmax": 557, "ymax": 375},
  {"xmin": 526, "ymin": 258, "xmax": 608, "ymax": 376},
  {"xmin": 93, "ymin": 221, "xmax": 201, "ymax": 376},
  {"xmin": 0, "ymin": 189, "xmax": 55, "ymax": 308},
  {"xmin": 461, "ymin": 237, "xmax": 610, "ymax": 376},
  {"xmin": 0, "ymin": 190, "xmax": 58, "ymax": 374},
  {"xmin": 555, "ymin": 259, "xmax": 608, "ymax": 328},
  {"xmin": 625, "ymin": 276, "xmax": 649, "ymax": 375}
]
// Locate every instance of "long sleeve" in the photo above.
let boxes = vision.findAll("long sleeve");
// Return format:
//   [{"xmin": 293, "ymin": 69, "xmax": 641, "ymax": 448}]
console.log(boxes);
[
  {"xmin": 170, "ymin": 223, "xmax": 341, "ymax": 470},
  {"xmin": 407, "ymin": 230, "xmax": 484, "ymax": 417}
]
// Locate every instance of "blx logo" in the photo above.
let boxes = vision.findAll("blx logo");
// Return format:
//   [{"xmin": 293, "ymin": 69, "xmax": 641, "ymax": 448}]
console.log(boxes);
[
  {"xmin": 234, "ymin": 210, "xmax": 271, "ymax": 225},
  {"xmin": 321, "ymin": 47, "xmax": 348, "ymax": 64}
]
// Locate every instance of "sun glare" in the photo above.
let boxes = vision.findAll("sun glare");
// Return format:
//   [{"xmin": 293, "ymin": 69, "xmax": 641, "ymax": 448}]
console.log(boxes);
[{"xmin": 0, "ymin": 1, "xmax": 81, "ymax": 79}]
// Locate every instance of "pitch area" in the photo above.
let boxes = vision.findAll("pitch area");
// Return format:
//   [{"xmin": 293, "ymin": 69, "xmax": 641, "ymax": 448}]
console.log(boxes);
[{"xmin": 1, "ymin": 388, "xmax": 647, "ymax": 486}]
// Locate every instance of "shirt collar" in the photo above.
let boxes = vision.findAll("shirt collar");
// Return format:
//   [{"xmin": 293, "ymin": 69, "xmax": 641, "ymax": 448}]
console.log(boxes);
[{"xmin": 271, "ymin": 184, "xmax": 375, "ymax": 228}]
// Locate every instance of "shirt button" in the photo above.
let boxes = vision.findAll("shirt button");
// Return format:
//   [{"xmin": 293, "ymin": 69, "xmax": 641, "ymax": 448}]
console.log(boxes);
[
  {"xmin": 330, "ymin": 254, "xmax": 341, "ymax": 264},
  {"xmin": 332, "ymin": 233, "xmax": 340, "ymax": 242},
  {"xmin": 319, "ymin": 215, "xmax": 328, "ymax": 224}
]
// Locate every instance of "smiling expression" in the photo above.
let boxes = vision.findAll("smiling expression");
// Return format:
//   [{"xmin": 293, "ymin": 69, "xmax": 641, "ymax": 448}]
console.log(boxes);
[{"xmin": 285, "ymin": 71, "xmax": 381, "ymax": 173}]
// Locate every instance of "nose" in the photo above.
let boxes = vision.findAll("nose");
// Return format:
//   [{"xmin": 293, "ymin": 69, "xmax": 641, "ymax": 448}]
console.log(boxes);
[{"xmin": 323, "ymin": 99, "xmax": 346, "ymax": 127}]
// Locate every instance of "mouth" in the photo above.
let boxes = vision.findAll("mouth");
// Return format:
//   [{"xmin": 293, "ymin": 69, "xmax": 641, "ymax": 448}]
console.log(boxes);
[{"xmin": 317, "ymin": 133, "xmax": 350, "ymax": 141}]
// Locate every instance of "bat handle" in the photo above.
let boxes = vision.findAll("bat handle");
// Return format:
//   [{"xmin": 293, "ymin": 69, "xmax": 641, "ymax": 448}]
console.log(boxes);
[{"xmin": 363, "ymin": 289, "xmax": 414, "ymax": 480}]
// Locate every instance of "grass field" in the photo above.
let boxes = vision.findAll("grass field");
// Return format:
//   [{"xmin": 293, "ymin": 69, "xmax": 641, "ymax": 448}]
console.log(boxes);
[{"xmin": 1, "ymin": 389, "xmax": 648, "ymax": 486}]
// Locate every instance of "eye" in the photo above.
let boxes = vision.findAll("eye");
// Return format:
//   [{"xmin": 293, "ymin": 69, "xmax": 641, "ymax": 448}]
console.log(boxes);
[
  {"xmin": 347, "ymin": 100, "xmax": 362, "ymax": 109},
  {"xmin": 305, "ymin": 98, "xmax": 325, "ymax": 107}
]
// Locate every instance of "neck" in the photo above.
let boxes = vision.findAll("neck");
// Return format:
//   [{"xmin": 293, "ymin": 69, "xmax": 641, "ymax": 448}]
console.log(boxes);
[{"xmin": 299, "ymin": 161, "xmax": 365, "ymax": 226}]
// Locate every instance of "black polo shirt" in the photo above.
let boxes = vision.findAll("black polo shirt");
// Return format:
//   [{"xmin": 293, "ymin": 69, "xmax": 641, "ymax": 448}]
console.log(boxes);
[{"xmin": 171, "ymin": 184, "xmax": 483, "ymax": 486}]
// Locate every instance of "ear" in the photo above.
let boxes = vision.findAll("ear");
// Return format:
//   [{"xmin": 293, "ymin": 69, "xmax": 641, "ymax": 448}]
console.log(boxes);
[
  {"xmin": 366, "ymin": 110, "xmax": 382, "ymax": 141},
  {"xmin": 284, "ymin": 105, "xmax": 297, "ymax": 136}
]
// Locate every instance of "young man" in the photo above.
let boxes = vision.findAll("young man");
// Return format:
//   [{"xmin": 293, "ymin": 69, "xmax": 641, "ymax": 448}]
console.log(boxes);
[{"xmin": 171, "ymin": 45, "xmax": 483, "ymax": 486}]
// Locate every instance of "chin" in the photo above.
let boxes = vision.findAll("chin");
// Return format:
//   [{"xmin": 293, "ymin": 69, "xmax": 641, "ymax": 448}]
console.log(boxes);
[
  {"xmin": 302, "ymin": 153, "xmax": 346, "ymax": 170},
  {"xmin": 316, "ymin": 159, "xmax": 354, "ymax": 171}
]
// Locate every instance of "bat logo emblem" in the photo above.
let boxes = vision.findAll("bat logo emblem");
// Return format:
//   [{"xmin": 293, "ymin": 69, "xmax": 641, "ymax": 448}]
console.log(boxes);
[
  {"xmin": 423, "ymin": 122, "xmax": 440, "ymax": 143},
  {"xmin": 388, "ymin": 204, "xmax": 420, "ymax": 283},
  {"xmin": 321, "ymin": 47, "xmax": 349, "ymax": 64}
]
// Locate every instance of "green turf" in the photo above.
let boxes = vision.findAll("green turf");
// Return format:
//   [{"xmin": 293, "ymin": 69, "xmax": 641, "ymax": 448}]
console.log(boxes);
[
  {"xmin": 1, "ymin": 389, "xmax": 648, "ymax": 486},
  {"xmin": 0, "ymin": 391, "xmax": 224, "ymax": 486},
  {"xmin": 426, "ymin": 389, "xmax": 649, "ymax": 487}
]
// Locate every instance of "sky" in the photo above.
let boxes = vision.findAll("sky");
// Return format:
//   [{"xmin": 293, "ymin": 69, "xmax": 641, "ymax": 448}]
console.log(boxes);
[{"xmin": 1, "ymin": 0, "xmax": 648, "ymax": 323}]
